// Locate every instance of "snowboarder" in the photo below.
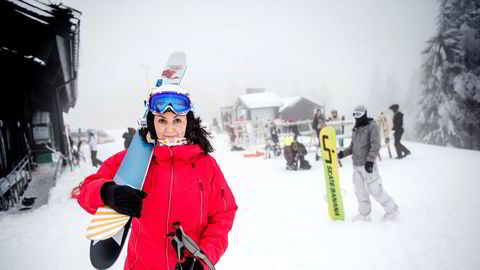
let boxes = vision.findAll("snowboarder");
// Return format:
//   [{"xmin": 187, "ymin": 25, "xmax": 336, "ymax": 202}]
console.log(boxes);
[
  {"xmin": 337, "ymin": 105, "xmax": 399, "ymax": 221},
  {"xmin": 78, "ymin": 85, "xmax": 238, "ymax": 270},
  {"xmin": 389, "ymin": 104, "xmax": 411, "ymax": 159},
  {"xmin": 87, "ymin": 130, "xmax": 103, "ymax": 167}
]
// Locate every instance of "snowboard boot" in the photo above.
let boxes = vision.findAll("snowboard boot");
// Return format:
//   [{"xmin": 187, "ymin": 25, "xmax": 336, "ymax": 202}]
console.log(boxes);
[
  {"xmin": 286, "ymin": 164, "xmax": 297, "ymax": 170},
  {"xmin": 381, "ymin": 207, "xmax": 400, "ymax": 221},
  {"xmin": 352, "ymin": 214, "xmax": 372, "ymax": 222}
]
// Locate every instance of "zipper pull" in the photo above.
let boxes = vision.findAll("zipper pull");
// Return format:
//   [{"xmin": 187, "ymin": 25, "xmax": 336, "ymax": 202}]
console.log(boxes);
[{"xmin": 198, "ymin": 179, "xmax": 203, "ymax": 191}]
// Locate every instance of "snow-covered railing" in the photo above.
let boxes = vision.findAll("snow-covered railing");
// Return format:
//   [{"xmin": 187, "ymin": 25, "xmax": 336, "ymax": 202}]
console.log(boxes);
[
  {"xmin": 0, "ymin": 155, "xmax": 32, "ymax": 211},
  {"xmin": 227, "ymin": 117, "xmax": 388, "ymax": 156}
]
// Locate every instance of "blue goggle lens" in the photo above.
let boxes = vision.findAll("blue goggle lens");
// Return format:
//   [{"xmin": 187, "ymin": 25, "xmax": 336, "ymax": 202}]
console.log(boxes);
[{"xmin": 149, "ymin": 92, "xmax": 191, "ymax": 115}]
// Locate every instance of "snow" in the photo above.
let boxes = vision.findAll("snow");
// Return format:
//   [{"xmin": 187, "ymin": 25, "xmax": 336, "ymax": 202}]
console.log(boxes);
[
  {"xmin": 1, "ymin": 129, "xmax": 480, "ymax": 269},
  {"xmin": 237, "ymin": 92, "xmax": 283, "ymax": 109}
]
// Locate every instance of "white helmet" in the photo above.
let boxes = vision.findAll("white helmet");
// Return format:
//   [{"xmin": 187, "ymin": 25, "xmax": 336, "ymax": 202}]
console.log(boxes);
[
  {"xmin": 146, "ymin": 84, "xmax": 193, "ymax": 116},
  {"xmin": 149, "ymin": 84, "xmax": 189, "ymax": 96}
]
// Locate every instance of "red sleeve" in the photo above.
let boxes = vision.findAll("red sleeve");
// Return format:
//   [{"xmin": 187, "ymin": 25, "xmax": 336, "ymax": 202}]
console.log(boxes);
[
  {"xmin": 77, "ymin": 150, "xmax": 127, "ymax": 214},
  {"xmin": 199, "ymin": 158, "xmax": 238, "ymax": 266}
]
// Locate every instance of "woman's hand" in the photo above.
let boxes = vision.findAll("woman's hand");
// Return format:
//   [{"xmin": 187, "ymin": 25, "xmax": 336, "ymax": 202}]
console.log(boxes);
[
  {"xmin": 180, "ymin": 257, "xmax": 204, "ymax": 270},
  {"xmin": 100, "ymin": 182, "xmax": 147, "ymax": 217}
]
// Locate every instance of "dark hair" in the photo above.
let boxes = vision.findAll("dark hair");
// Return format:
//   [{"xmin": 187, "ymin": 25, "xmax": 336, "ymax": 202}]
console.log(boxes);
[
  {"xmin": 145, "ymin": 111, "xmax": 214, "ymax": 154},
  {"xmin": 185, "ymin": 111, "xmax": 214, "ymax": 153}
]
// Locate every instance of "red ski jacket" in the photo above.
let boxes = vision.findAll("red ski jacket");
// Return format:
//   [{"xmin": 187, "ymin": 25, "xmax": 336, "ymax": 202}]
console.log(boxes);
[{"xmin": 78, "ymin": 144, "xmax": 238, "ymax": 270}]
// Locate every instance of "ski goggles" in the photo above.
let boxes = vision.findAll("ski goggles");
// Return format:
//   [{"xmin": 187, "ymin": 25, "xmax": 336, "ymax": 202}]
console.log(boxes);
[
  {"xmin": 352, "ymin": 110, "xmax": 366, "ymax": 118},
  {"xmin": 148, "ymin": 91, "xmax": 192, "ymax": 115}
]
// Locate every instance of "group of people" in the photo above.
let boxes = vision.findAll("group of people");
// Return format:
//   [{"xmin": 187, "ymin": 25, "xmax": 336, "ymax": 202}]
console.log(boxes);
[
  {"xmin": 312, "ymin": 108, "xmax": 346, "ymax": 160},
  {"xmin": 76, "ymin": 74, "xmax": 412, "ymax": 269},
  {"xmin": 69, "ymin": 129, "xmax": 103, "ymax": 168},
  {"xmin": 311, "ymin": 105, "xmax": 410, "ymax": 160}
]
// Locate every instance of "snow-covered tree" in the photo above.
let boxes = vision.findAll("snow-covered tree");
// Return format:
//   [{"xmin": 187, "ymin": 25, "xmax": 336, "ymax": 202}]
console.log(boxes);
[{"xmin": 416, "ymin": 0, "xmax": 480, "ymax": 150}]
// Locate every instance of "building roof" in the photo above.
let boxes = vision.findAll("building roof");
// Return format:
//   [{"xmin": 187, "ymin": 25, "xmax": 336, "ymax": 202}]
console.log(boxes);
[
  {"xmin": 280, "ymin": 96, "xmax": 321, "ymax": 112},
  {"xmin": 236, "ymin": 91, "xmax": 283, "ymax": 109}
]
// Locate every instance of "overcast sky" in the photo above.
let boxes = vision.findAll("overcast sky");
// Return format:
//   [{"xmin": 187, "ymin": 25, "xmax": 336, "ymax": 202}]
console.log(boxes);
[{"xmin": 61, "ymin": 0, "xmax": 438, "ymax": 130}]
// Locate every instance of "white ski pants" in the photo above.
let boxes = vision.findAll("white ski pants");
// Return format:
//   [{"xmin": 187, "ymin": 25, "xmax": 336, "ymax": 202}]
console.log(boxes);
[{"xmin": 352, "ymin": 164, "xmax": 397, "ymax": 216}]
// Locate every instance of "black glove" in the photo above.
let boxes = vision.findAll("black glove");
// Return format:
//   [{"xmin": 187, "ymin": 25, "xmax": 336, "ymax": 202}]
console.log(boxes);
[
  {"xmin": 337, "ymin": 151, "xmax": 344, "ymax": 160},
  {"xmin": 100, "ymin": 182, "xmax": 147, "ymax": 218},
  {"xmin": 364, "ymin": 161, "xmax": 374, "ymax": 173},
  {"xmin": 180, "ymin": 257, "xmax": 204, "ymax": 270}
]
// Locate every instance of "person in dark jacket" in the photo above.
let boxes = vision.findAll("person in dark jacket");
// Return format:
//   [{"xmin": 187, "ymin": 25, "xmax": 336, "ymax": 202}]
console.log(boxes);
[
  {"xmin": 122, "ymin": 127, "xmax": 136, "ymax": 149},
  {"xmin": 312, "ymin": 108, "xmax": 326, "ymax": 160},
  {"xmin": 283, "ymin": 136, "xmax": 311, "ymax": 170},
  {"xmin": 389, "ymin": 104, "xmax": 411, "ymax": 159}
]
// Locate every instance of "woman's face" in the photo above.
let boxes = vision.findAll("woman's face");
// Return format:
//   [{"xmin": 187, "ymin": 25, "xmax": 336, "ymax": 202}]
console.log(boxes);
[{"xmin": 153, "ymin": 111, "xmax": 187, "ymax": 140}]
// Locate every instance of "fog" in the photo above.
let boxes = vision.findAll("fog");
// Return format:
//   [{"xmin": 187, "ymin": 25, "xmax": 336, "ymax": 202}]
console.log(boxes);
[{"xmin": 62, "ymin": 0, "xmax": 438, "ymax": 130}]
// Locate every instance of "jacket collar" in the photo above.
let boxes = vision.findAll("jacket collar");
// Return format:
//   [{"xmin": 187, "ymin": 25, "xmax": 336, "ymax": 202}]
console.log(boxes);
[
  {"xmin": 353, "ymin": 119, "xmax": 374, "ymax": 132},
  {"xmin": 153, "ymin": 144, "xmax": 204, "ymax": 162}
]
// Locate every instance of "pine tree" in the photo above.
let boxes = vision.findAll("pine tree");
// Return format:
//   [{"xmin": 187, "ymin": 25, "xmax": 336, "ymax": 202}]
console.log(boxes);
[{"xmin": 416, "ymin": 0, "xmax": 480, "ymax": 150}]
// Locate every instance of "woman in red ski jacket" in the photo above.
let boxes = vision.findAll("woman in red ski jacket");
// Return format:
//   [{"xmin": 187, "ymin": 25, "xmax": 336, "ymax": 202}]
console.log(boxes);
[{"xmin": 78, "ymin": 85, "xmax": 238, "ymax": 270}]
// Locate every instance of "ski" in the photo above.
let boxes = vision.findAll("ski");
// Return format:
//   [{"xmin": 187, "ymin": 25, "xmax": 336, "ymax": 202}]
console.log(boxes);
[
  {"xmin": 87, "ymin": 131, "xmax": 154, "ymax": 269},
  {"xmin": 379, "ymin": 114, "xmax": 392, "ymax": 158},
  {"xmin": 87, "ymin": 52, "xmax": 187, "ymax": 269},
  {"xmin": 320, "ymin": 127, "xmax": 345, "ymax": 221}
]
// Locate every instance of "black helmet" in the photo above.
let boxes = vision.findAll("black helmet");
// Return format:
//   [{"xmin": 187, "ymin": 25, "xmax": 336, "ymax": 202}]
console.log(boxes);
[{"xmin": 389, "ymin": 104, "xmax": 399, "ymax": 111}]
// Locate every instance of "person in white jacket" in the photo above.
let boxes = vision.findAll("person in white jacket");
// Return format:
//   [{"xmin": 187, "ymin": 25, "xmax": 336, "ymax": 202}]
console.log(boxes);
[
  {"xmin": 87, "ymin": 130, "xmax": 103, "ymax": 167},
  {"xmin": 337, "ymin": 105, "xmax": 399, "ymax": 222}
]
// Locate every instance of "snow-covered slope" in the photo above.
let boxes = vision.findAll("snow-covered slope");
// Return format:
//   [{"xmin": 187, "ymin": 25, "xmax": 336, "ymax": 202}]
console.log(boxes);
[{"xmin": 1, "ymin": 130, "xmax": 479, "ymax": 269}]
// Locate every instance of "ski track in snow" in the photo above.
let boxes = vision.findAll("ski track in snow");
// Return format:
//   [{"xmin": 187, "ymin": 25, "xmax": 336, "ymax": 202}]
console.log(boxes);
[{"xmin": 1, "ymin": 130, "xmax": 480, "ymax": 269}]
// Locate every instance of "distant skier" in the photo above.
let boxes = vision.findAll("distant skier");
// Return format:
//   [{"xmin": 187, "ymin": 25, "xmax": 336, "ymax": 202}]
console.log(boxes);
[
  {"xmin": 266, "ymin": 121, "xmax": 281, "ymax": 157},
  {"xmin": 327, "ymin": 109, "xmax": 345, "ymax": 147},
  {"xmin": 87, "ymin": 130, "xmax": 103, "ymax": 167},
  {"xmin": 122, "ymin": 127, "xmax": 136, "ymax": 149},
  {"xmin": 78, "ymin": 85, "xmax": 238, "ymax": 269},
  {"xmin": 337, "ymin": 105, "xmax": 399, "ymax": 221},
  {"xmin": 312, "ymin": 108, "xmax": 326, "ymax": 160},
  {"xmin": 212, "ymin": 117, "xmax": 221, "ymax": 133},
  {"xmin": 379, "ymin": 112, "xmax": 392, "ymax": 158},
  {"xmin": 389, "ymin": 104, "xmax": 411, "ymax": 159}
]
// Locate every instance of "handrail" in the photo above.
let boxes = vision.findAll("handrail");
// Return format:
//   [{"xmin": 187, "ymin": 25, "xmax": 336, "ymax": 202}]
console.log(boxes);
[
  {"xmin": 0, "ymin": 154, "xmax": 31, "ymax": 197},
  {"xmin": 44, "ymin": 144, "xmax": 74, "ymax": 174}
]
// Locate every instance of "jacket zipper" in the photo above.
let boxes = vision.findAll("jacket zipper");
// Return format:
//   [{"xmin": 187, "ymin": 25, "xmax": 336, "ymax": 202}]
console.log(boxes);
[
  {"xmin": 221, "ymin": 186, "xmax": 227, "ymax": 212},
  {"xmin": 165, "ymin": 148, "xmax": 174, "ymax": 270},
  {"xmin": 198, "ymin": 179, "xmax": 204, "ymax": 224}
]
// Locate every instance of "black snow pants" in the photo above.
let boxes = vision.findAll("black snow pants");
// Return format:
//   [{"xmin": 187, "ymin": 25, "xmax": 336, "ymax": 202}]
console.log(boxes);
[{"xmin": 393, "ymin": 129, "xmax": 410, "ymax": 158}]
